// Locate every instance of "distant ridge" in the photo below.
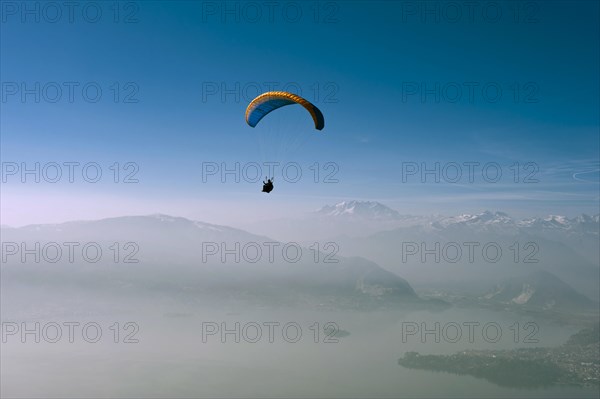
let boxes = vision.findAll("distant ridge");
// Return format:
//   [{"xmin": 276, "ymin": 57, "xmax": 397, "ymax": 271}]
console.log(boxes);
[
  {"xmin": 483, "ymin": 271, "xmax": 596, "ymax": 311},
  {"xmin": 316, "ymin": 200, "xmax": 402, "ymax": 220}
]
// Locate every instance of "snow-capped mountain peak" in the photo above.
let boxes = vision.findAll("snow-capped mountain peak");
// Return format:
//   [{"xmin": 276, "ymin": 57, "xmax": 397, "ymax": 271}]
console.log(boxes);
[
  {"xmin": 518, "ymin": 214, "xmax": 600, "ymax": 234},
  {"xmin": 432, "ymin": 211, "xmax": 515, "ymax": 229},
  {"xmin": 545, "ymin": 215, "xmax": 569, "ymax": 225},
  {"xmin": 316, "ymin": 201, "xmax": 401, "ymax": 220}
]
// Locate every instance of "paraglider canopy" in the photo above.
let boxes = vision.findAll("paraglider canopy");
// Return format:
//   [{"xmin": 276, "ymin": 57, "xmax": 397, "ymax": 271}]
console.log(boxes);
[{"xmin": 245, "ymin": 91, "xmax": 324, "ymax": 130}]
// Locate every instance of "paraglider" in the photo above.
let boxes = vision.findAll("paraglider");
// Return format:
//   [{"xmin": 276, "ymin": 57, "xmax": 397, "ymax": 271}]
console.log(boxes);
[
  {"xmin": 245, "ymin": 91, "xmax": 324, "ymax": 130},
  {"xmin": 262, "ymin": 177, "xmax": 274, "ymax": 193},
  {"xmin": 246, "ymin": 91, "xmax": 325, "ymax": 193}
]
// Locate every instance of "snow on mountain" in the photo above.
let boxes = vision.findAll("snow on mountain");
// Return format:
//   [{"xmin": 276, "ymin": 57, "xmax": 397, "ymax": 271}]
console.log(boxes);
[
  {"xmin": 316, "ymin": 201, "xmax": 402, "ymax": 220},
  {"xmin": 432, "ymin": 211, "xmax": 515, "ymax": 230},
  {"xmin": 314, "ymin": 202, "xmax": 598, "ymax": 235},
  {"xmin": 427, "ymin": 211, "xmax": 599, "ymax": 236},
  {"xmin": 518, "ymin": 214, "xmax": 599, "ymax": 232}
]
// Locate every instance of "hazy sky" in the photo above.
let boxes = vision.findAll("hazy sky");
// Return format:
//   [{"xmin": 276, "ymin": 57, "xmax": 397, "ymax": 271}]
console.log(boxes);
[{"xmin": 1, "ymin": 1, "xmax": 599, "ymax": 226}]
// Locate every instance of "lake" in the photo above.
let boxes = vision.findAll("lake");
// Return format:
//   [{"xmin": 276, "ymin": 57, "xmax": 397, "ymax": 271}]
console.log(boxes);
[{"xmin": 2, "ymin": 302, "xmax": 597, "ymax": 398}]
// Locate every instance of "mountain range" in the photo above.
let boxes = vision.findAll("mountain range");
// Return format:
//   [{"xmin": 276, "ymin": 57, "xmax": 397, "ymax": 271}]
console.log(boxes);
[
  {"xmin": 2, "ymin": 201, "xmax": 597, "ymax": 316},
  {"xmin": 244, "ymin": 201, "xmax": 598, "ymax": 298},
  {"xmin": 0, "ymin": 214, "xmax": 431, "ymax": 317}
]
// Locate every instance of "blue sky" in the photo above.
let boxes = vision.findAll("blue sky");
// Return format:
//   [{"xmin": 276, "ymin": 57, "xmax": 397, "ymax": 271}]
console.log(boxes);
[{"xmin": 1, "ymin": 1, "xmax": 598, "ymax": 226}]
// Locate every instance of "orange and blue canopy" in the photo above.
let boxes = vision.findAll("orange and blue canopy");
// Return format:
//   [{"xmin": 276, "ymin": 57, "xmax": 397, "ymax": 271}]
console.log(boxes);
[{"xmin": 245, "ymin": 91, "xmax": 324, "ymax": 130}]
